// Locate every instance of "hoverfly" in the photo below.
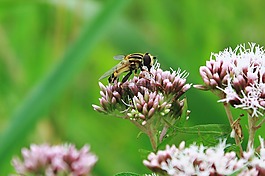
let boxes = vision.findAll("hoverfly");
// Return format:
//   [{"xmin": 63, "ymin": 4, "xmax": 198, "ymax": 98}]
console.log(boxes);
[{"xmin": 99, "ymin": 53, "xmax": 156, "ymax": 83}]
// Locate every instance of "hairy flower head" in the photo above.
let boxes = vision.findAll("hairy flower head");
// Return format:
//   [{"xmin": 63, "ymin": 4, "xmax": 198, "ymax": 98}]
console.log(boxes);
[
  {"xmin": 197, "ymin": 43, "xmax": 265, "ymax": 117},
  {"xmin": 12, "ymin": 143, "xmax": 97, "ymax": 176},
  {"xmin": 93, "ymin": 62, "xmax": 191, "ymax": 124},
  {"xmin": 143, "ymin": 139, "xmax": 257, "ymax": 176},
  {"xmin": 93, "ymin": 62, "xmax": 191, "ymax": 149}
]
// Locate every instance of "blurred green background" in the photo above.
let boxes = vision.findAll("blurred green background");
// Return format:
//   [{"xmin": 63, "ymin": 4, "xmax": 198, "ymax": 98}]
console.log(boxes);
[{"xmin": 1, "ymin": 0, "xmax": 265, "ymax": 175}]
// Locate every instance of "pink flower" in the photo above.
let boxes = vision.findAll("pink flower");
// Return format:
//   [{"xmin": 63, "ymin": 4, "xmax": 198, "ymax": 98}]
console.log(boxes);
[
  {"xmin": 197, "ymin": 43, "xmax": 265, "ymax": 117},
  {"xmin": 93, "ymin": 62, "xmax": 191, "ymax": 150},
  {"xmin": 12, "ymin": 143, "xmax": 98, "ymax": 176},
  {"xmin": 144, "ymin": 137, "xmax": 265, "ymax": 176},
  {"xmin": 143, "ymin": 140, "xmax": 247, "ymax": 176},
  {"xmin": 93, "ymin": 62, "xmax": 191, "ymax": 125}
]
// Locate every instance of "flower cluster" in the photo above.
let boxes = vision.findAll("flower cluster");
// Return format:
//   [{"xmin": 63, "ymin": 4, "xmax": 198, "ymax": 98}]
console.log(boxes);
[
  {"xmin": 93, "ymin": 63, "xmax": 191, "ymax": 150},
  {"xmin": 93, "ymin": 64, "xmax": 191, "ymax": 125},
  {"xmin": 12, "ymin": 143, "xmax": 98, "ymax": 176},
  {"xmin": 198, "ymin": 43, "xmax": 265, "ymax": 117},
  {"xmin": 143, "ymin": 137, "xmax": 265, "ymax": 176}
]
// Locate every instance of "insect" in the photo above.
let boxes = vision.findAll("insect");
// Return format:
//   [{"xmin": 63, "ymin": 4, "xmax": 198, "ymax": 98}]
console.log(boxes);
[
  {"xmin": 232, "ymin": 117, "xmax": 243, "ymax": 140},
  {"xmin": 99, "ymin": 53, "xmax": 156, "ymax": 83}
]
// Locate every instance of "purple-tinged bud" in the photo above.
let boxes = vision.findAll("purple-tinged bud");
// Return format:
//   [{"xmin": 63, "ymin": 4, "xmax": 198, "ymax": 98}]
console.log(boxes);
[
  {"xmin": 147, "ymin": 99, "xmax": 154, "ymax": 109},
  {"xmin": 245, "ymin": 86, "xmax": 252, "ymax": 94},
  {"xmin": 209, "ymin": 79, "xmax": 218, "ymax": 87},
  {"xmin": 149, "ymin": 92, "xmax": 156, "ymax": 101},
  {"xmin": 260, "ymin": 100, "xmax": 265, "ymax": 107},
  {"xmin": 92, "ymin": 104, "xmax": 107, "ymax": 113},
  {"xmin": 163, "ymin": 79, "xmax": 170, "ymax": 86},
  {"xmin": 113, "ymin": 91, "xmax": 121, "ymax": 100},
  {"xmin": 144, "ymin": 91, "xmax": 149, "ymax": 102},
  {"xmin": 160, "ymin": 102, "xmax": 167, "ymax": 109},
  {"xmin": 100, "ymin": 98, "xmax": 108, "ymax": 110},
  {"xmin": 213, "ymin": 73, "xmax": 221, "ymax": 86},
  {"xmin": 212, "ymin": 60, "xmax": 221, "ymax": 73},
  {"xmin": 99, "ymin": 82, "xmax": 106, "ymax": 90},
  {"xmin": 153, "ymin": 99, "xmax": 159, "ymax": 109},
  {"xmin": 205, "ymin": 60, "xmax": 213, "ymax": 68},
  {"xmin": 200, "ymin": 66, "xmax": 213, "ymax": 80},
  {"xmin": 133, "ymin": 96, "xmax": 140, "ymax": 105},
  {"xmin": 193, "ymin": 84, "xmax": 211, "ymax": 91},
  {"xmin": 138, "ymin": 113, "xmax": 145, "ymax": 120},
  {"xmin": 220, "ymin": 66, "xmax": 228, "ymax": 80},
  {"xmin": 138, "ymin": 92, "xmax": 145, "ymax": 105},
  {"xmin": 247, "ymin": 71, "xmax": 258, "ymax": 84},
  {"xmin": 148, "ymin": 108, "xmax": 156, "ymax": 118},
  {"xmin": 202, "ymin": 78, "xmax": 210, "ymax": 86},
  {"xmin": 142, "ymin": 103, "xmax": 148, "ymax": 116},
  {"xmin": 169, "ymin": 72, "xmax": 176, "ymax": 81},
  {"xmin": 106, "ymin": 89, "xmax": 113, "ymax": 100},
  {"xmin": 165, "ymin": 82, "xmax": 173, "ymax": 94},
  {"xmin": 233, "ymin": 77, "xmax": 243, "ymax": 93},
  {"xmin": 104, "ymin": 91, "xmax": 110, "ymax": 102},
  {"xmin": 156, "ymin": 73, "xmax": 162, "ymax": 84},
  {"xmin": 111, "ymin": 97, "xmax": 116, "ymax": 104},
  {"xmin": 182, "ymin": 84, "xmax": 192, "ymax": 92},
  {"xmin": 100, "ymin": 90, "xmax": 105, "ymax": 97},
  {"xmin": 136, "ymin": 102, "xmax": 142, "ymax": 112},
  {"xmin": 128, "ymin": 82, "xmax": 139, "ymax": 95}
]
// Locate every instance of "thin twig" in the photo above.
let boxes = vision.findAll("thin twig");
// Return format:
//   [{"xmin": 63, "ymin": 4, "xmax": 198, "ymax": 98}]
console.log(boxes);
[
  {"xmin": 223, "ymin": 103, "xmax": 243, "ymax": 157},
  {"xmin": 130, "ymin": 120, "xmax": 157, "ymax": 151}
]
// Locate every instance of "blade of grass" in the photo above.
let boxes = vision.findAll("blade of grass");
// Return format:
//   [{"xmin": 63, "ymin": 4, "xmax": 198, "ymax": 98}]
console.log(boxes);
[{"xmin": 0, "ymin": 0, "xmax": 131, "ymax": 172}]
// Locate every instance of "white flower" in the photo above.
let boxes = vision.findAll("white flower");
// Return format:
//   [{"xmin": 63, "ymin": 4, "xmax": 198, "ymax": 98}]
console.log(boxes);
[
  {"xmin": 143, "ymin": 139, "xmax": 247, "ymax": 176},
  {"xmin": 234, "ymin": 82, "xmax": 265, "ymax": 117},
  {"xmin": 201, "ymin": 42, "xmax": 265, "ymax": 117}
]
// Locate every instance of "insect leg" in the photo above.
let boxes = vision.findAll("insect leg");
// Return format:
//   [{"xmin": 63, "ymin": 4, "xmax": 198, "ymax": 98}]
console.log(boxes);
[
  {"xmin": 122, "ymin": 70, "xmax": 133, "ymax": 83},
  {"xmin": 108, "ymin": 73, "xmax": 117, "ymax": 83}
]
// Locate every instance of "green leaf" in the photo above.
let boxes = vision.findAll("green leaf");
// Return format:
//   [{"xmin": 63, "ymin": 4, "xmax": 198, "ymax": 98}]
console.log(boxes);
[
  {"xmin": 115, "ymin": 172, "xmax": 140, "ymax": 176},
  {"xmin": 175, "ymin": 124, "xmax": 231, "ymax": 145},
  {"xmin": 0, "ymin": 0, "xmax": 131, "ymax": 172},
  {"xmin": 174, "ymin": 124, "xmax": 230, "ymax": 135}
]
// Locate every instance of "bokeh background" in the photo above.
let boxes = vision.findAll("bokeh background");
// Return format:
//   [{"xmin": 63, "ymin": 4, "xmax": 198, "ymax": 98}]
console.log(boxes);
[{"xmin": 1, "ymin": 0, "xmax": 265, "ymax": 175}]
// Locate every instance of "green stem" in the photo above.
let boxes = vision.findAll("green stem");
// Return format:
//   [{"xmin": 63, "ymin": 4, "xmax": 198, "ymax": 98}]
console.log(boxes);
[
  {"xmin": 223, "ymin": 103, "xmax": 243, "ymax": 156},
  {"xmin": 130, "ymin": 120, "xmax": 157, "ymax": 151},
  {"xmin": 147, "ymin": 124, "xmax": 158, "ymax": 151},
  {"xmin": 247, "ymin": 114, "xmax": 258, "ymax": 151}
]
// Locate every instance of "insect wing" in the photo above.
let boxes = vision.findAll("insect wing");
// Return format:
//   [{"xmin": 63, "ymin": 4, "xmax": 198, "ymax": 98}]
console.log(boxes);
[
  {"xmin": 99, "ymin": 60, "xmax": 131, "ymax": 81},
  {"xmin": 113, "ymin": 55, "xmax": 125, "ymax": 60},
  {"xmin": 99, "ymin": 65, "xmax": 118, "ymax": 80}
]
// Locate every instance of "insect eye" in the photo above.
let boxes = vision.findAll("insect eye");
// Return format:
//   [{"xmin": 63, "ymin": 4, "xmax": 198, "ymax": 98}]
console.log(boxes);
[{"xmin": 143, "ymin": 53, "xmax": 151, "ymax": 66}]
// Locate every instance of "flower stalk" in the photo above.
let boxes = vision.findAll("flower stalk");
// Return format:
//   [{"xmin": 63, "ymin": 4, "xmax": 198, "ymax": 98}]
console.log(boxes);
[
  {"xmin": 247, "ymin": 115, "xmax": 258, "ymax": 151},
  {"xmin": 223, "ymin": 102, "xmax": 243, "ymax": 156}
]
